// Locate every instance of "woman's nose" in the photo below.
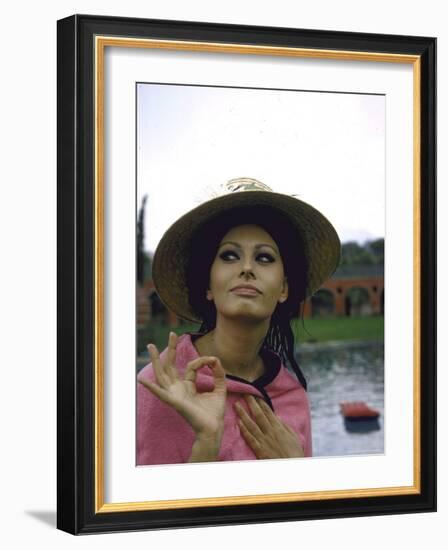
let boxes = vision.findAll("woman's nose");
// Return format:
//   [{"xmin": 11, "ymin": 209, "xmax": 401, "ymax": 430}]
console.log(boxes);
[{"xmin": 240, "ymin": 256, "xmax": 255, "ymax": 278}]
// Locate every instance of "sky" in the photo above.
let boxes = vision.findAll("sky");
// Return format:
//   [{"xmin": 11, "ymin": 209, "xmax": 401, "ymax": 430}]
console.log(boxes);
[{"xmin": 137, "ymin": 83, "xmax": 385, "ymax": 253}]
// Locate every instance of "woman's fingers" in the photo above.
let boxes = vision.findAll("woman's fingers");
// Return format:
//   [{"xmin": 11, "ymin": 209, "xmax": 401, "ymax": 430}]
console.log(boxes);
[
  {"xmin": 256, "ymin": 397, "xmax": 280, "ymax": 427},
  {"xmin": 235, "ymin": 401, "xmax": 264, "ymax": 439},
  {"xmin": 147, "ymin": 333, "xmax": 180, "ymax": 387},
  {"xmin": 147, "ymin": 343, "xmax": 171, "ymax": 388},
  {"xmin": 208, "ymin": 357, "xmax": 227, "ymax": 394},
  {"xmin": 238, "ymin": 419, "xmax": 262, "ymax": 457},
  {"xmin": 244, "ymin": 395, "xmax": 272, "ymax": 432},
  {"xmin": 184, "ymin": 356, "xmax": 226, "ymax": 396},
  {"xmin": 164, "ymin": 332, "xmax": 179, "ymax": 383},
  {"xmin": 147, "ymin": 339, "xmax": 225, "ymax": 396},
  {"xmin": 235, "ymin": 396, "xmax": 304, "ymax": 459},
  {"xmin": 138, "ymin": 378, "xmax": 173, "ymax": 406},
  {"xmin": 184, "ymin": 356, "xmax": 220, "ymax": 384}
]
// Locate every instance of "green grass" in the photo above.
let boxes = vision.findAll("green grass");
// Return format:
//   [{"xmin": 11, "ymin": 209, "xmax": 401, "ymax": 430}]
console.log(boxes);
[
  {"xmin": 138, "ymin": 316, "xmax": 384, "ymax": 355},
  {"xmin": 292, "ymin": 316, "xmax": 384, "ymax": 343}
]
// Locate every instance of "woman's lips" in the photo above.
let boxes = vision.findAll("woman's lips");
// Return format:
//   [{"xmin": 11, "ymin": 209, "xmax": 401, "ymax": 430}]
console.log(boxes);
[{"xmin": 231, "ymin": 288, "xmax": 260, "ymax": 296}]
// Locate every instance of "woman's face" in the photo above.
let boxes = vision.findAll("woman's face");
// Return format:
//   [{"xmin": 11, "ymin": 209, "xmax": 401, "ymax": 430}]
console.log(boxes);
[{"xmin": 206, "ymin": 224, "xmax": 288, "ymax": 324}]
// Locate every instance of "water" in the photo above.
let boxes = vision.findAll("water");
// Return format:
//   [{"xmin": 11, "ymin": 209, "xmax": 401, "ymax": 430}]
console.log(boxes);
[{"xmin": 297, "ymin": 342, "xmax": 384, "ymax": 458}]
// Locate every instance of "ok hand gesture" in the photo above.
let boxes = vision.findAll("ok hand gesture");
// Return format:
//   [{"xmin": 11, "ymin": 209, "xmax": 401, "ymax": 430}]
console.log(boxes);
[{"xmin": 138, "ymin": 332, "xmax": 227, "ymax": 460}]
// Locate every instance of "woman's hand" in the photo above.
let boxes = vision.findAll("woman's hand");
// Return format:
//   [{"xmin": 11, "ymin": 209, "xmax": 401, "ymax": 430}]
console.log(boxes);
[
  {"xmin": 235, "ymin": 395, "xmax": 304, "ymax": 459},
  {"xmin": 138, "ymin": 332, "xmax": 227, "ymax": 461}
]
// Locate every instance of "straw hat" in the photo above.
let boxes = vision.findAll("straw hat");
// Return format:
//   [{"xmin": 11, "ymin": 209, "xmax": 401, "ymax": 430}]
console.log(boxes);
[{"xmin": 152, "ymin": 177, "xmax": 341, "ymax": 322}]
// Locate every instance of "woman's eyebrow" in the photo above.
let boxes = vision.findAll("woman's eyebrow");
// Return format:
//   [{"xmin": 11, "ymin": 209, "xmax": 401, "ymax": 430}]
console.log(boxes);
[{"xmin": 219, "ymin": 241, "xmax": 278, "ymax": 252}]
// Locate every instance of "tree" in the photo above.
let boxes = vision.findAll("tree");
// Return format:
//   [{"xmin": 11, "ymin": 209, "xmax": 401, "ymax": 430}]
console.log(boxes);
[
  {"xmin": 367, "ymin": 238, "xmax": 384, "ymax": 264},
  {"xmin": 137, "ymin": 195, "xmax": 147, "ymax": 284},
  {"xmin": 340, "ymin": 238, "xmax": 384, "ymax": 266}
]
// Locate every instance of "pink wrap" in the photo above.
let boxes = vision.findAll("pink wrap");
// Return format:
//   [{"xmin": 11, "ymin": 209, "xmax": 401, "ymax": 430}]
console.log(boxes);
[{"xmin": 137, "ymin": 333, "xmax": 312, "ymax": 465}]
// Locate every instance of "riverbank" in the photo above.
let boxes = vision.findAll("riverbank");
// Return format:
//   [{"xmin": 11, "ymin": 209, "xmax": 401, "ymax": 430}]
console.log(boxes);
[{"xmin": 296, "ymin": 339, "xmax": 383, "ymax": 354}]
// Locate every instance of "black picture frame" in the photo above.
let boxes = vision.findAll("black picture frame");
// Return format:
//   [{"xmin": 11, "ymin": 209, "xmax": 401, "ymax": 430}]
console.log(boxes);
[{"xmin": 57, "ymin": 14, "xmax": 436, "ymax": 534}]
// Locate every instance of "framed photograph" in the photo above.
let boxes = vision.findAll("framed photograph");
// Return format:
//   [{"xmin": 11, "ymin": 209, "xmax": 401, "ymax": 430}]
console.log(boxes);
[{"xmin": 57, "ymin": 14, "xmax": 436, "ymax": 534}]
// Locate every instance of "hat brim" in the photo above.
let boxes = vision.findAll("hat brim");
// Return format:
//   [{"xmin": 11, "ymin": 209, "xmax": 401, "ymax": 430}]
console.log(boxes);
[{"xmin": 152, "ymin": 191, "xmax": 341, "ymax": 322}]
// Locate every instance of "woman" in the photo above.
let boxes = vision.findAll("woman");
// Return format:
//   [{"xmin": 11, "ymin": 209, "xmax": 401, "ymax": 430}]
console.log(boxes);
[{"xmin": 137, "ymin": 178, "xmax": 340, "ymax": 464}]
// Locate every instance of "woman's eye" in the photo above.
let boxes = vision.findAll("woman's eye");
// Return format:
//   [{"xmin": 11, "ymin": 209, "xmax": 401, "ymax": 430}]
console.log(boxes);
[
  {"xmin": 257, "ymin": 253, "xmax": 275, "ymax": 263},
  {"xmin": 218, "ymin": 250, "xmax": 275, "ymax": 262},
  {"xmin": 219, "ymin": 250, "xmax": 239, "ymax": 261}
]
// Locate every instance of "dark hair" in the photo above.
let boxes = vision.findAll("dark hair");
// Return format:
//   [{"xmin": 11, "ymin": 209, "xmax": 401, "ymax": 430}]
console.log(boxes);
[{"xmin": 186, "ymin": 205, "xmax": 308, "ymax": 390}]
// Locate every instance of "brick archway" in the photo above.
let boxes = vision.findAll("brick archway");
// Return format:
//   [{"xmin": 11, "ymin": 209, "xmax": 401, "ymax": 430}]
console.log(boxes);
[
  {"xmin": 303, "ymin": 275, "xmax": 384, "ymax": 318},
  {"xmin": 345, "ymin": 286, "xmax": 371, "ymax": 316},
  {"xmin": 310, "ymin": 288, "xmax": 336, "ymax": 317}
]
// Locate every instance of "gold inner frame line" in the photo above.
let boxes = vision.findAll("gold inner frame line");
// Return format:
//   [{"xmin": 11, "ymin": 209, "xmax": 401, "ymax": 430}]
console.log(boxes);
[
  {"xmin": 94, "ymin": 35, "xmax": 421, "ymax": 513},
  {"xmin": 97, "ymin": 36, "xmax": 419, "ymax": 64}
]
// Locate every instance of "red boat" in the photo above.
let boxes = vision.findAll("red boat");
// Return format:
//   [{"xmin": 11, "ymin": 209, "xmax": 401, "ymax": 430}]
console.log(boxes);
[{"xmin": 340, "ymin": 401, "xmax": 380, "ymax": 420}]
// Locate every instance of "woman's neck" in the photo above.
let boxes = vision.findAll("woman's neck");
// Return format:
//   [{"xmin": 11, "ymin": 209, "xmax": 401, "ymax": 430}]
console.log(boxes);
[{"xmin": 195, "ymin": 316, "xmax": 269, "ymax": 382}]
